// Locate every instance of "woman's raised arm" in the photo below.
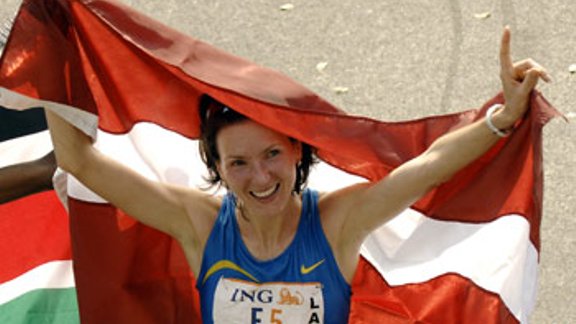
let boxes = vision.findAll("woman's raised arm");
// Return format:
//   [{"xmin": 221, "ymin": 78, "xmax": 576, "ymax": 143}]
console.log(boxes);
[
  {"xmin": 326, "ymin": 27, "xmax": 551, "ymax": 267},
  {"xmin": 45, "ymin": 109, "xmax": 219, "ymax": 246}
]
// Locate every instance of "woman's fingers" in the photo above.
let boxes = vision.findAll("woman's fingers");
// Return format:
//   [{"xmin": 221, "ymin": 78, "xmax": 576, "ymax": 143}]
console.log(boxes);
[
  {"xmin": 521, "ymin": 68, "xmax": 545, "ymax": 94},
  {"xmin": 499, "ymin": 26, "xmax": 514, "ymax": 75},
  {"xmin": 499, "ymin": 26, "xmax": 551, "ymax": 93},
  {"xmin": 513, "ymin": 59, "xmax": 552, "ymax": 83}
]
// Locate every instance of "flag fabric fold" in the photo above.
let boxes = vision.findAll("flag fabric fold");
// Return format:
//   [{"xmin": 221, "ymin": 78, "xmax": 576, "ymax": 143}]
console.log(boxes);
[{"xmin": 0, "ymin": 0, "xmax": 561, "ymax": 323}]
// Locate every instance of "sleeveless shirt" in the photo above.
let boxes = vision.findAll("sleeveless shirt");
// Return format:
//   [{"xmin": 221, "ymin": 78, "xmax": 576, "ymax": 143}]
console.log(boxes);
[{"xmin": 196, "ymin": 189, "xmax": 351, "ymax": 323}]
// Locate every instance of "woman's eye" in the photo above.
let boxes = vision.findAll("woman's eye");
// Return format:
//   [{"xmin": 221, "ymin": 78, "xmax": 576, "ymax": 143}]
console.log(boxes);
[
  {"xmin": 267, "ymin": 149, "xmax": 280, "ymax": 158},
  {"xmin": 230, "ymin": 160, "xmax": 246, "ymax": 167}
]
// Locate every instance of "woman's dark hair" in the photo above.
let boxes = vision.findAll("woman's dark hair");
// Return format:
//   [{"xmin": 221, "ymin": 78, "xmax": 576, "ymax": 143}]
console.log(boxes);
[{"xmin": 198, "ymin": 95, "xmax": 316, "ymax": 194}]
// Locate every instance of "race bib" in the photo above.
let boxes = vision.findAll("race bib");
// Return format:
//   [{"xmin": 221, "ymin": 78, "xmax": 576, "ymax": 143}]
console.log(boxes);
[{"xmin": 213, "ymin": 277, "xmax": 324, "ymax": 324}]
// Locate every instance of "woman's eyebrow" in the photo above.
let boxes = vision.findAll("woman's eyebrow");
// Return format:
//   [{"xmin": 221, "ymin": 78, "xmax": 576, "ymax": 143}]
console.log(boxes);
[
  {"xmin": 222, "ymin": 154, "xmax": 246, "ymax": 160},
  {"xmin": 222, "ymin": 143, "xmax": 281, "ymax": 160}
]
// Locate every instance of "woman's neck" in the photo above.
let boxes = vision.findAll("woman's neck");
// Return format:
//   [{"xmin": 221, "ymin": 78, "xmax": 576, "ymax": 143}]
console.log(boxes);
[{"xmin": 236, "ymin": 194, "xmax": 302, "ymax": 260}]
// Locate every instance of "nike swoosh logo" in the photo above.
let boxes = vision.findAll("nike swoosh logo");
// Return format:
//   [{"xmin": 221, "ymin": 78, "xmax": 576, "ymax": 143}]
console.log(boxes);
[
  {"xmin": 300, "ymin": 259, "xmax": 325, "ymax": 275},
  {"xmin": 202, "ymin": 260, "xmax": 259, "ymax": 285}
]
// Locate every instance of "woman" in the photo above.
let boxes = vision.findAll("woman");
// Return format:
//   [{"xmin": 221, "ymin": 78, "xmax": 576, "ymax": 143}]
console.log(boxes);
[{"xmin": 46, "ymin": 27, "xmax": 549, "ymax": 323}]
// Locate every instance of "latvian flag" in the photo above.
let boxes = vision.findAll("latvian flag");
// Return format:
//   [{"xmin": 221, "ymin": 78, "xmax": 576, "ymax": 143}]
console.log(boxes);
[{"xmin": 0, "ymin": 0, "xmax": 561, "ymax": 323}]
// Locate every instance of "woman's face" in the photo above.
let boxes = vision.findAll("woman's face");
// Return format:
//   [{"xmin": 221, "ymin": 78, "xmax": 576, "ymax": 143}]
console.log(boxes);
[{"xmin": 216, "ymin": 120, "xmax": 301, "ymax": 216}]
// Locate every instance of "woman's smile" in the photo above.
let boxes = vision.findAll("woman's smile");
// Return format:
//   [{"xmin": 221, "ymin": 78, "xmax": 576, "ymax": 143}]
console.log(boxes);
[{"xmin": 250, "ymin": 183, "xmax": 280, "ymax": 200}]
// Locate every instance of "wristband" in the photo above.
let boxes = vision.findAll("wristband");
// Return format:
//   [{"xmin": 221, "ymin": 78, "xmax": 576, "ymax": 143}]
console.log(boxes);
[{"xmin": 485, "ymin": 104, "xmax": 511, "ymax": 137}]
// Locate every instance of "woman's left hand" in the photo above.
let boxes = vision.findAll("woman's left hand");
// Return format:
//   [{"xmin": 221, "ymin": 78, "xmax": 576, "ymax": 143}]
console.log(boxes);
[{"xmin": 497, "ymin": 26, "xmax": 551, "ymax": 128}]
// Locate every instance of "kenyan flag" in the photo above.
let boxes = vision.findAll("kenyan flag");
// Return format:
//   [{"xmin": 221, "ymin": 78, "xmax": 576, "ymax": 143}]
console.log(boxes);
[{"xmin": 0, "ymin": 106, "xmax": 79, "ymax": 323}]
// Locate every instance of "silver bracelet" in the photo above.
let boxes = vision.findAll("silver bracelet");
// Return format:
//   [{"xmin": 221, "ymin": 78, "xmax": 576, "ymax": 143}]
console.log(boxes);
[{"xmin": 485, "ymin": 104, "xmax": 510, "ymax": 137}]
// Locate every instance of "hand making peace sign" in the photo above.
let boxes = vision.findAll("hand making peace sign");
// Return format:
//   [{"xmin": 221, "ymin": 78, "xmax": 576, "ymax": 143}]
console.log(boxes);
[{"xmin": 497, "ymin": 26, "xmax": 552, "ymax": 128}]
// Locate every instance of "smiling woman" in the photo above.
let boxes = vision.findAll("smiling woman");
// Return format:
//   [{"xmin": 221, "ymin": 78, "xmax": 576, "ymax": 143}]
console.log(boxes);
[{"xmin": 196, "ymin": 95, "xmax": 350, "ymax": 322}]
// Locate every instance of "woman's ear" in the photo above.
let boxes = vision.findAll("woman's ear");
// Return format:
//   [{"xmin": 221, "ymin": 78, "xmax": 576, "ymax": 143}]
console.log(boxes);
[
  {"xmin": 217, "ymin": 165, "xmax": 229, "ymax": 189},
  {"xmin": 292, "ymin": 140, "xmax": 303, "ymax": 162},
  {"xmin": 215, "ymin": 160, "xmax": 224, "ymax": 179}
]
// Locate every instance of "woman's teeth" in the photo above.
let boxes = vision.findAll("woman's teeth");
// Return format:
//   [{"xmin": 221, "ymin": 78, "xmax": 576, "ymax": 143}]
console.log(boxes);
[{"xmin": 251, "ymin": 184, "xmax": 279, "ymax": 198}]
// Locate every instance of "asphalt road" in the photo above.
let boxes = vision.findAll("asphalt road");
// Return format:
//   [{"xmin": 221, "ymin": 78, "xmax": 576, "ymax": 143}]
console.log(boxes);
[{"xmin": 2, "ymin": 0, "xmax": 574, "ymax": 323}]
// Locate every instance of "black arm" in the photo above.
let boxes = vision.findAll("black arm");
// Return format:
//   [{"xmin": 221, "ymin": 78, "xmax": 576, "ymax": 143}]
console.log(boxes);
[{"xmin": 0, "ymin": 151, "xmax": 56, "ymax": 204}]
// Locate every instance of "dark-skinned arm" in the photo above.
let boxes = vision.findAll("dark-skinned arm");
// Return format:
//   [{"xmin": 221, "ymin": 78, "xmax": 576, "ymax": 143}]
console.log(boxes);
[{"xmin": 0, "ymin": 151, "xmax": 56, "ymax": 204}]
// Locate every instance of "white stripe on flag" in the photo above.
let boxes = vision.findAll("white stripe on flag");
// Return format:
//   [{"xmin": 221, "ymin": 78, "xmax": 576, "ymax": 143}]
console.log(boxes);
[
  {"xmin": 0, "ymin": 260, "xmax": 75, "ymax": 306},
  {"xmin": 67, "ymin": 122, "xmax": 367, "ymax": 202},
  {"xmin": 0, "ymin": 130, "xmax": 52, "ymax": 167},
  {"xmin": 361, "ymin": 209, "xmax": 538, "ymax": 323},
  {"xmin": 68, "ymin": 123, "xmax": 209, "ymax": 202}
]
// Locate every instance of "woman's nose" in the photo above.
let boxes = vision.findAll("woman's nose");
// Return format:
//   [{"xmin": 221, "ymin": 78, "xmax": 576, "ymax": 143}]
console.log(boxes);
[{"xmin": 251, "ymin": 162, "xmax": 271, "ymax": 184}]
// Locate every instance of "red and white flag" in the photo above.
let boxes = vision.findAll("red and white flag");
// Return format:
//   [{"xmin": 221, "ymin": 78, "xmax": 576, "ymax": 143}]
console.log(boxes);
[{"xmin": 0, "ymin": 0, "xmax": 561, "ymax": 323}]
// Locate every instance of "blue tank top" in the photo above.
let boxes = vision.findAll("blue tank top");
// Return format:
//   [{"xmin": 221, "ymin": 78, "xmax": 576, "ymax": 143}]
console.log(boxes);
[{"xmin": 197, "ymin": 189, "xmax": 351, "ymax": 323}]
